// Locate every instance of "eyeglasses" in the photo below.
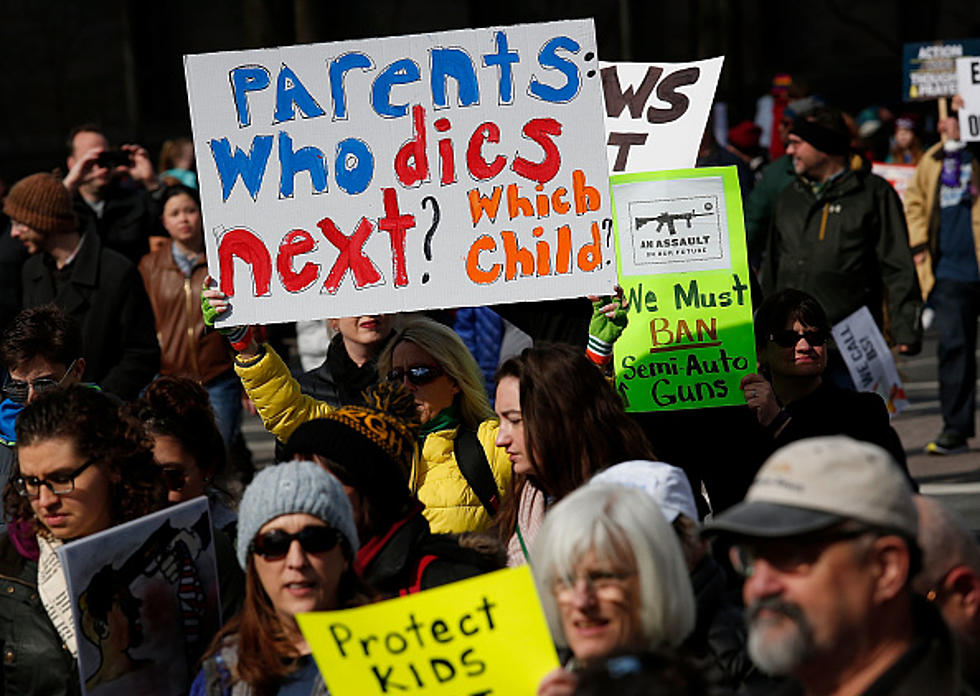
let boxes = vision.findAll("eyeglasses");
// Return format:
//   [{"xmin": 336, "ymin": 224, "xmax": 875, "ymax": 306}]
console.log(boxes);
[
  {"xmin": 14, "ymin": 457, "xmax": 96, "ymax": 498},
  {"xmin": 3, "ymin": 359, "xmax": 78, "ymax": 404},
  {"xmin": 554, "ymin": 569, "xmax": 635, "ymax": 602},
  {"xmin": 160, "ymin": 467, "xmax": 187, "ymax": 492},
  {"xmin": 769, "ymin": 329, "xmax": 829, "ymax": 348},
  {"xmin": 729, "ymin": 528, "xmax": 871, "ymax": 578},
  {"xmin": 386, "ymin": 365, "xmax": 444, "ymax": 386},
  {"xmin": 250, "ymin": 525, "xmax": 342, "ymax": 560}
]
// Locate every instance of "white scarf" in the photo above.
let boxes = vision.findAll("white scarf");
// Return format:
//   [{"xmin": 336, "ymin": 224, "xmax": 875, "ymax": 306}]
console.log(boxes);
[{"xmin": 37, "ymin": 534, "xmax": 77, "ymax": 658}]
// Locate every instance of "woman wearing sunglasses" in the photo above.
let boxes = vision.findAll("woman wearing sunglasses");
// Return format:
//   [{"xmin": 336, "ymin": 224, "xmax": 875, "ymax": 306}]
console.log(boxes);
[
  {"xmin": 0, "ymin": 385, "xmax": 168, "ymax": 696},
  {"xmin": 135, "ymin": 376, "xmax": 245, "ymax": 622},
  {"xmin": 741, "ymin": 288, "xmax": 908, "ymax": 469},
  {"xmin": 205, "ymin": 296, "xmax": 510, "ymax": 535},
  {"xmin": 191, "ymin": 460, "xmax": 368, "ymax": 696},
  {"xmin": 135, "ymin": 376, "xmax": 237, "ymax": 536},
  {"xmin": 376, "ymin": 318, "xmax": 510, "ymax": 535}
]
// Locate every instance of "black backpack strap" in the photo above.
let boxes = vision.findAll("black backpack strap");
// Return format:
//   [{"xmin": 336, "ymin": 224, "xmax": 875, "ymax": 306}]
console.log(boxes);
[{"xmin": 453, "ymin": 426, "xmax": 500, "ymax": 517}]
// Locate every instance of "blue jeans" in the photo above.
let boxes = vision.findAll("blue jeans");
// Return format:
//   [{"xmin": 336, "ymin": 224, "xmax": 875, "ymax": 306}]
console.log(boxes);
[
  {"xmin": 932, "ymin": 279, "xmax": 980, "ymax": 437},
  {"xmin": 207, "ymin": 372, "xmax": 243, "ymax": 446}
]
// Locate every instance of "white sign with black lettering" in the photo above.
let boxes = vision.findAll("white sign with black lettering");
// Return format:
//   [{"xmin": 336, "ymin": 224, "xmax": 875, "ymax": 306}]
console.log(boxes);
[
  {"xmin": 601, "ymin": 57, "xmax": 724, "ymax": 174},
  {"xmin": 956, "ymin": 56, "xmax": 980, "ymax": 142},
  {"xmin": 831, "ymin": 306, "xmax": 909, "ymax": 417}
]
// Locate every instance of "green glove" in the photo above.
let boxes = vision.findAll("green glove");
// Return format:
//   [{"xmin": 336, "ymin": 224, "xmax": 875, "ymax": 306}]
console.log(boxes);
[
  {"xmin": 586, "ymin": 296, "xmax": 628, "ymax": 365},
  {"xmin": 201, "ymin": 281, "xmax": 252, "ymax": 350},
  {"xmin": 201, "ymin": 282, "xmax": 221, "ymax": 330}
]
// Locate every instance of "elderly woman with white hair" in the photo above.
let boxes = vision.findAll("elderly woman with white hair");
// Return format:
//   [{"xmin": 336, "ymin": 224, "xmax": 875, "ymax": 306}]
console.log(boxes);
[
  {"xmin": 591, "ymin": 460, "xmax": 771, "ymax": 694},
  {"xmin": 532, "ymin": 483, "xmax": 696, "ymax": 696}
]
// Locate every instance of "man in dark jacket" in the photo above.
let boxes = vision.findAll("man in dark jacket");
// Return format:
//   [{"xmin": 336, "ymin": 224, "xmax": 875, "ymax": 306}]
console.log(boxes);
[
  {"xmin": 4, "ymin": 173, "xmax": 159, "ymax": 400},
  {"xmin": 62, "ymin": 124, "xmax": 161, "ymax": 264},
  {"xmin": 762, "ymin": 106, "xmax": 922, "ymax": 355},
  {"xmin": 704, "ymin": 437, "xmax": 973, "ymax": 695}
]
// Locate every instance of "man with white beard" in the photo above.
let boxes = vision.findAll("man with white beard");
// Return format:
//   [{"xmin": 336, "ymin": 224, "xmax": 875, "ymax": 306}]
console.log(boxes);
[{"xmin": 703, "ymin": 436, "xmax": 972, "ymax": 695}]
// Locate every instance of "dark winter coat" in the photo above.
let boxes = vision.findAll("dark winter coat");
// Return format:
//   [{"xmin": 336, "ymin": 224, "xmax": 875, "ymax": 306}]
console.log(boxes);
[
  {"xmin": 353, "ymin": 504, "xmax": 504, "ymax": 597},
  {"xmin": 73, "ymin": 185, "xmax": 160, "ymax": 265},
  {"xmin": 762, "ymin": 167, "xmax": 922, "ymax": 345},
  {"xmin": 685, "ymin": 554, "xmax": 777, "ymax": 695},
  {"xmin": 775, "ymin": 382, "xmax": 910, "ymax": 477},
  {"xmin": 0, "ymin": 530, "xmax": 80, "ymax": 696},
  {"xmin": 295, "ymin": 332, "xmax": 390, "ymax": 407},
  {"xmin": 21, "ymin": 233, "xmax": 160, "ymax": 400}
]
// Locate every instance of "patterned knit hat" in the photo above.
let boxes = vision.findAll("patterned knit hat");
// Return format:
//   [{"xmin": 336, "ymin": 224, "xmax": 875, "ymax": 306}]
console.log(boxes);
[
  {"xmin": 236, "ymin": 460, "xmax": 360, "ymax": 569},
  {"xmin": 3, "ymin": 173, "xmax": 77, "ymax": 236},
  {"xmin": 284, "ymin": 381, "xmax": 420, "ymax": 483}
]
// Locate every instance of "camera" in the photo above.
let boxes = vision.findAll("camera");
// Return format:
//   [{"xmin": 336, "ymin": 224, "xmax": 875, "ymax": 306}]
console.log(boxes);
[{"xmin": 96, "ymin": 150, "xmax": 131, "ymax": 168}]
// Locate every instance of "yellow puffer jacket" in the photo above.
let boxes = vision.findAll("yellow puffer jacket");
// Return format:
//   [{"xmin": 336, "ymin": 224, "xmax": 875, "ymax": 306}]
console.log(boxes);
[{"xmin": 235, "ymin": 345, "xmax": 511, "ymax": 534}]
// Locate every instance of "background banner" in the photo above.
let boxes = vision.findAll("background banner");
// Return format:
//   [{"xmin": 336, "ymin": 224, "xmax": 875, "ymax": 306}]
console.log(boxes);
[{"xmin": 601, "ymin": 57, "xmax": 724, "ymax": 174}]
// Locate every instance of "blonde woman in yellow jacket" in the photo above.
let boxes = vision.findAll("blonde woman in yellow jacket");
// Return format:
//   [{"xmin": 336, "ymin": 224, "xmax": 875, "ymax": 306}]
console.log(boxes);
[{"xmin": 202, "ymin": 291, "xmax": 511, "ymax": 535}]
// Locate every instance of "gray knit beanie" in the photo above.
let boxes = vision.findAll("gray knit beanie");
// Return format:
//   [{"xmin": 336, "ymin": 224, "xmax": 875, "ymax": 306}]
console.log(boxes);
[{"xmin": 236, "ymin": 460, "xmax": 360, "ymax": 569}]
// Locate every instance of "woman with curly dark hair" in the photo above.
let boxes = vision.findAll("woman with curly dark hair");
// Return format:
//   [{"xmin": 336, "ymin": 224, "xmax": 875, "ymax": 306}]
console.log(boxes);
[
  {"xmin": 0, "ymin": 385, "xmax": 168, "ymax": 696},
  {"xmin": 493, "ymin": 344, "xmax": 658, "ymax": 566},
  {"xmin": 136, "ymin": 375, "xmax": 237, "ymax": 536}
]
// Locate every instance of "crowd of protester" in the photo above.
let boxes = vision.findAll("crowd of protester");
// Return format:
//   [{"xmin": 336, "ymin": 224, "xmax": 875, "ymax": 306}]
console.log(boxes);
[{"xmin": 0, "ymin": 81, "xmax": 979, "ymax": 696}]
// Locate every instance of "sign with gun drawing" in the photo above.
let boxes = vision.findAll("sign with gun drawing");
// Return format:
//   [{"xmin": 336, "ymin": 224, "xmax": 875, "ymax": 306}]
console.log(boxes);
[
  {"xmin": 611, "ymin": 167, "xmax": 756, "ymax": 411},
  {"xmin": 57, "ymin": 498, "xmax": 221, "ymax": 696}
]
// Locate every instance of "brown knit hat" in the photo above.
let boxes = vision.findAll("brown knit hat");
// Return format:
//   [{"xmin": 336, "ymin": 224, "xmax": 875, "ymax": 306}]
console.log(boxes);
[{"xmin": 3, "ymin": 173, "xmax": 77, "ymax": 236}]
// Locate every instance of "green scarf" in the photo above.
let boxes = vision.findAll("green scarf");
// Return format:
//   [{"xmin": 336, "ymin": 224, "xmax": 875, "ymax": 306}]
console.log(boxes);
[{"xmin": 420, "ymin": 404, "xmax": 460, "ymax": 437}]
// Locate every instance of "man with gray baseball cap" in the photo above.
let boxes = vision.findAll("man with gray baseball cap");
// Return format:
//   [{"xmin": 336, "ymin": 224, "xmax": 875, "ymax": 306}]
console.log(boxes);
[{"xmin": 703, "ymin": 436, "xmax": 973, "ymax": 695}]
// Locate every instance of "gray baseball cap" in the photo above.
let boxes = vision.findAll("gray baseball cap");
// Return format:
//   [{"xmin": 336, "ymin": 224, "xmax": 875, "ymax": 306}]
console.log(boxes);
[{"xmin": 703, "ymin": 436, "xmax": 917, "ymax": 539}]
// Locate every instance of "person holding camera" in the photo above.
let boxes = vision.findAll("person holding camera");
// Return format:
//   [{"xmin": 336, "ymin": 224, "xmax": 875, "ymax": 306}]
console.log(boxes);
[{"xmin": 62, "ymin": 124, "xmax": 161, "ymax": 264}]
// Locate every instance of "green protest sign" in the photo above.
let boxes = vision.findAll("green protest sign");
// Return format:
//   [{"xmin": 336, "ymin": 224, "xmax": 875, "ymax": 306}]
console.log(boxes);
[{"xmin": 611, "ymin": 167, "xmax": 755, "ymax": 411}]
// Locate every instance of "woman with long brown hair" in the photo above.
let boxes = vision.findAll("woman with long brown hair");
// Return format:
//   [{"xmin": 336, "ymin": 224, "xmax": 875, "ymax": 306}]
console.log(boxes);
[
  {"xmin": 493, "ymin": 344, "xmax": 657, "ymax": 566},
  {"xmin": 190, "ymin": 460, "xmax": 368, "ymax": 696}
]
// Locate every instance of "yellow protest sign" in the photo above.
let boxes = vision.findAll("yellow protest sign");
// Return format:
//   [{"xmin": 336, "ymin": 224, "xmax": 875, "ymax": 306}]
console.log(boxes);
[{"xmin": 296, "ymin": 566, "xmax": 559, "ymax": 696}]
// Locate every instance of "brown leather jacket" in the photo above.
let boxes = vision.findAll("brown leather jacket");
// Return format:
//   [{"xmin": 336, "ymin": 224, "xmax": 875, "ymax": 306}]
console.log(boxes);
[{"xmin": 139, "ymin": 241, "xmax": 234, "ymax": 384}]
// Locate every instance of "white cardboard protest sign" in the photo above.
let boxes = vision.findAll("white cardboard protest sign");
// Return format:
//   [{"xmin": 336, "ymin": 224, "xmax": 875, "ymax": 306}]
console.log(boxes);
[
  {"xmin": 871, "ymin": 162, "xmax": 916, "ymax": 205},
  {"xmin": 600, "ymin": 57, "xmax": 724, "ymax": 174},
  {"xmin": 184, "ymin": 21, "xmax": 616, "ymax": 327},
  {"xmin": 57, "ymin": 498, "xmax": 221, "ymax": 695},
  {"xmin": 832, "ymin": 306, "xmax": 910, "ymax": 417},
  {"xmin": 956, "ymin": 56, "xmax": 980, "ymax": 142}
]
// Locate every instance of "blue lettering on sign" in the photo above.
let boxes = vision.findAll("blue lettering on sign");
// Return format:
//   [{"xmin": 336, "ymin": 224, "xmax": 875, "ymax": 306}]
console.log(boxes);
[
  {"xmin": 482, "ymin": 31, "xmax": 520, "ymax": 105},
  {"xmin": 278, "ymin": 131, "xmax": 328, "ymax": 198},
  {"xmin": 230, "ymin": 65, "xmax": 271, "ymax": 128},
  {"xmin": 430, "ymin": 48, "xmax": 479, "ymax": 109},
  {"xmin": 329, "ymin": 52, "xmax": 374, "ymax": 120},
  {"xmin": 210, "ymin": 135, "xmax": 274, "ymax": 201},
  {"xmin": 273, "ymin": 63, "xmax": 326, "ymax": 124},
  {"xmin": 334, "ymin": 138, "xmax": 374, "ymax": 195},
  {"xmin": 529, "ymin": 36, "xmax": 581, "ymax": 103},
  {"xmin": 371, "ymin": 59, "xmax": 421, "ymax": 118}
]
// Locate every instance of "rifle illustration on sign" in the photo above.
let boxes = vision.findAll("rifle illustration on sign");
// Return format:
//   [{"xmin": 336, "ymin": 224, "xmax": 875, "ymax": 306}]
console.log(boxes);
[{"xmin": 635, "ymin": 203, "xmax": 714, "ymax": 235}]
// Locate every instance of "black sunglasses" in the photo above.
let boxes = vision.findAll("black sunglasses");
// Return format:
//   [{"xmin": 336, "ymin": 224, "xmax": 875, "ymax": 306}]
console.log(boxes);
[
  {"xmin": 2, "ymin": 359, "xmax": 78, "ymax": 404},
  {"xmin": 386, "ymin": 365, "xmax": 443, "ymax": 386},
  {"xmin": 160, "ymin": 467, "xmax": 187, "ymax": 492},
  {"xmin": 769, "ymin": 329, "xmax": 829, "ymax": 348},
  {"xmin": 251, "ymin": 525, "xmax": 342, "ymax": 560}
]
